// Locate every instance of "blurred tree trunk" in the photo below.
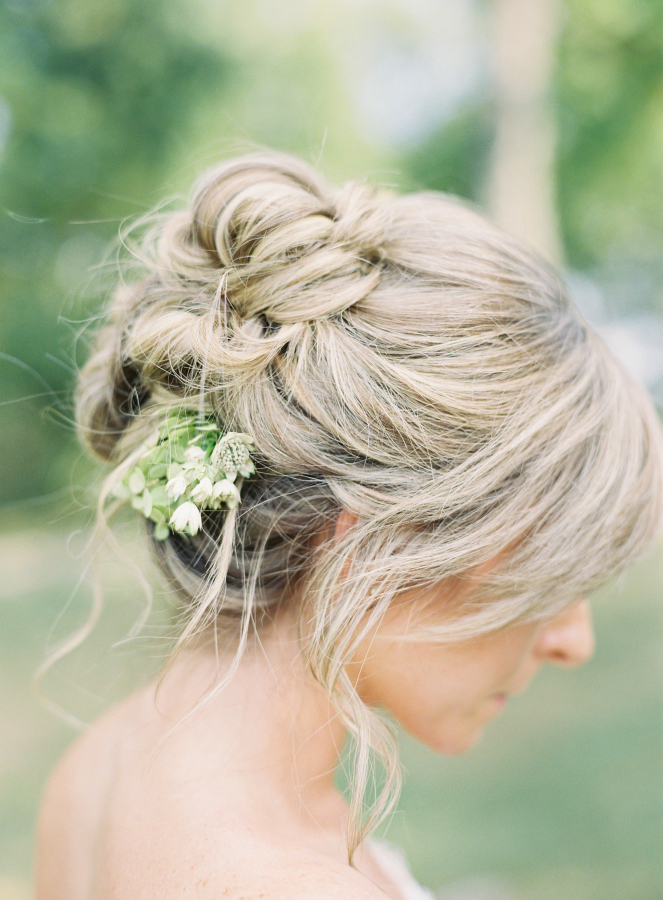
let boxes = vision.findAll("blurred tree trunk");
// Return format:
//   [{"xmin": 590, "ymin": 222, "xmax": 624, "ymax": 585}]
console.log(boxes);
[{"xmin": 487, "ymin": 0, "xmax": 563, "ymax": 264}]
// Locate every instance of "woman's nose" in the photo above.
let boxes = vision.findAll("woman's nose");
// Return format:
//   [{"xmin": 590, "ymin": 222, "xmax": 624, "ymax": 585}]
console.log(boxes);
[{"xmin": 534, "ymin": 600, "xmax": 595, "ymax": 668}]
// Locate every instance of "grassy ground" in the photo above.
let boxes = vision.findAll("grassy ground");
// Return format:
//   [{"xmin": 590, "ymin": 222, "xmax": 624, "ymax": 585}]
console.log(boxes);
[{"xmin": 0, "ymin": 524, "xmax": 661, "ymax": 900}]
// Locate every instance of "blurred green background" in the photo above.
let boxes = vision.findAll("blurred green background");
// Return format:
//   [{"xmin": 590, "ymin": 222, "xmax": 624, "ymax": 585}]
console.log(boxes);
[{"xmin": 0, "ymin": 0, "xmax": 661, "ymax": 898}]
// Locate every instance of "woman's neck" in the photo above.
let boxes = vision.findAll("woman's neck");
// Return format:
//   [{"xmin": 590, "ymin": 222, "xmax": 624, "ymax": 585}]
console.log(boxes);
[{"xmin": 147, "ymin": 611, "xmax": 349, "ymax": 834}]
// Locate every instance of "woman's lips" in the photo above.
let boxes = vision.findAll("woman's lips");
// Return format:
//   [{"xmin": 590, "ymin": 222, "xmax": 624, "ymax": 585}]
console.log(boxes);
[{"xmin": 492, "ymin": 693, "xmax": 508, "ymax": 709}]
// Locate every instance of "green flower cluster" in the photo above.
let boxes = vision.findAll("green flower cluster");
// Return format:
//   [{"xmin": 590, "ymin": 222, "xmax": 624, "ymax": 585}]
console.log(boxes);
[{"xmin": 112, "ymin": 413, "xmax": 255, "ymax": 540}]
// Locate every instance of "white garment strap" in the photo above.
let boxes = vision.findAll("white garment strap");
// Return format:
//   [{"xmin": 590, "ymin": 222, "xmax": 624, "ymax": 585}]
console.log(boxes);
[{"xmin": 367, "ymin": 839, "xmax": 436, "ymax": 900}]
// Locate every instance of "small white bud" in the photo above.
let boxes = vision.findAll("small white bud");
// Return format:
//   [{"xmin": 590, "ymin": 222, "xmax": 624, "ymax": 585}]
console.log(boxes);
[
  {"xmin": 169, "ymin": 501, "xmax": 202, "ymax": 535},
  {"xmin": 166, "ymin": 473, "xmax": 188, "ymax": 500},
  {"xmin": 211, "ymin": 478, "xmax": 241, "ymax": 509},
  {"xmin": 184, "ymin": 446, "xmax": 205, "ymax": 464},
  {"xmin": 191, "ymin": 476, "xmax": 214, "ymax": 503}
]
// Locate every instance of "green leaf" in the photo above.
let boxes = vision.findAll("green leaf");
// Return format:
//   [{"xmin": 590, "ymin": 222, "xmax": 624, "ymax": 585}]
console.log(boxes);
[
  {"xmin": 149, "ymin": 485, "xmax": 171, "ymax": 507},
  {"xmin": 110, "ymin": 480, "xmax": 131, "ymax": 500},
  {"xmin": 148, "ymin": 462, "xmax": 169, "ymax": 480},
  {"xmin": 128, "ymin": 469, "xmax": 146, "ymax": 494},
  {"xmin": 149, "ymin": 506, "xmax": 166, "ymax": 525},
  {"xmin": 131, "ymin": 488, "xmax": 153, "ymax": 517},
  {"xmin": 153, "ymin": 522, "xmax": 170, "ymax": 542}
]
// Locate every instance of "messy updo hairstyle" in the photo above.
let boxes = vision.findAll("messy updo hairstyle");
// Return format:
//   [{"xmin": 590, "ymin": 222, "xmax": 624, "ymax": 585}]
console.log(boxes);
[{"xmin": 76, "ymin": 151, "xmax": 663, "ymax": 854}]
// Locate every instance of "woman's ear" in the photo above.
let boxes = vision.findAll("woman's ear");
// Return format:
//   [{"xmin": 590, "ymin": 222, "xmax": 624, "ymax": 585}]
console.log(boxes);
[{"xmin": 334, "ymin": 509, "xmax": 358, "ymax": 542}]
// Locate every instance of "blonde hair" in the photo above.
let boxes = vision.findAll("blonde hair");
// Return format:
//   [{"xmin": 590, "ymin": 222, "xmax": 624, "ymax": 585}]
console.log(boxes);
[{"xmin": 77, "ymin": 151, "xmax": 663, "ymax": 855}]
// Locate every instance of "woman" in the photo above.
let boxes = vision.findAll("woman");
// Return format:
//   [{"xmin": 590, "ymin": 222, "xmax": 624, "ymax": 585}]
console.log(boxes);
[{"xmin": 36, "ymin": 152, "xmax": 663, "ymax": 899}]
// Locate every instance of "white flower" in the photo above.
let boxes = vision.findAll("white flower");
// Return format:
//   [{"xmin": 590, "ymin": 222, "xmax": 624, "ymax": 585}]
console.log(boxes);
[
  {"xmin": 190, "ymin": 476, "xmax": 214, "ymax": 504},
  {"xmin": 211, "ymin": 478, "xmax": 241, "ymax": 509},
  {"xmin": 237, "ymin": 458, "xmax": 255, "ymax": 478},
  {"xmin": 166, "ymin": 473, "xmax": 188, "ymax": 500},
  {"xmin": 184, "ymin": 445, "xmax": 206, "ymax": 464},
  {"xmin": 169, "ymin": 501, "xmax": 202, "ymax": 535},
  {"xmin": 210, "ymin": 433, "xmax": 254, "ymax": 478}
]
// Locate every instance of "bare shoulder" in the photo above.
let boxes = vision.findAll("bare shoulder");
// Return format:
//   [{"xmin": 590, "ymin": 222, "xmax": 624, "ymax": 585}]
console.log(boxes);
[
  {"xmin": 35, "ymin": 699, "xmax": 135, "ymax": 900},
  {"xmin": 120, "ymin": 831, "xmax": 395, "ymax": 900},
  {"xmin": 261, "ymin": 866, "xmax": 390, "ymax": 900},
  {"xmin": 191, "ymin": 842, "xmax": 393, "ymax": 900},
  {"xmin": 35, "ymin": 691, "xmax": 392, "ymax": 900},
  {"xmin": 266, "ymin": 853, "xmax": 390, "ymax": 899},
  {"xmin": 39, "ymin": 697, "xmax": 132, "ymax": 816}
]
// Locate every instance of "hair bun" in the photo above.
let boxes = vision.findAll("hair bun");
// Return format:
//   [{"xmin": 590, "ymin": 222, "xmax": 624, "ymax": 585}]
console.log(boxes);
[{"xmin": 178, "ymin": 154, "xmax": 387, "ymax": 325}]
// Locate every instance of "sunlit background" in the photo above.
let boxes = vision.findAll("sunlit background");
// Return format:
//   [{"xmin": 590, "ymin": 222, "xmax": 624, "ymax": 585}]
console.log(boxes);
[{"xmin": 0, "ymin": 1, "xmax": 662, "ymax": 898}]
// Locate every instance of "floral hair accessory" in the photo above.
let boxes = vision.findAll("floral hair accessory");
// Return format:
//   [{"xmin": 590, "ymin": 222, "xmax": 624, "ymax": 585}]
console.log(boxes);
[{"xmin": 112, "ymin": 412, "xmax": 255, "ymax": 541}]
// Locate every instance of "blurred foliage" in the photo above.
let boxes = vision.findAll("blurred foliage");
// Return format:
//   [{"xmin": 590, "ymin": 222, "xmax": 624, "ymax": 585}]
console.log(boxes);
[
  {"xmin": 1, "ymin": 0, "xmax": 662, "ymax": 504},
  {"xmin": 401, "ymin": 100, "xmax": 495, "ymax": 202},
  {"xmin": 401, "ymin": 0, "xmax": 663, "ymax": 318},
  {"xmin": 556, "ymin": 0, "xmax": 663, "ymax": 275},
  {"xmin": 0, "ymin": 0, "xmax": 231, "ymax": 505}
]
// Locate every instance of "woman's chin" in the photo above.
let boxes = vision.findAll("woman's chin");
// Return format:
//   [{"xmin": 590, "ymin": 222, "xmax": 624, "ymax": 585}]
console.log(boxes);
[{"xmin": 424, "ymin": 725, "xmax": 487, "ymax": 756}]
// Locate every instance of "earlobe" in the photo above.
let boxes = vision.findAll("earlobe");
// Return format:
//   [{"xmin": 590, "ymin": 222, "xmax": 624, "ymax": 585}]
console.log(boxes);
[{"xmin": 334, "ymin": 509, "xmax": 358, "ymax": 542}]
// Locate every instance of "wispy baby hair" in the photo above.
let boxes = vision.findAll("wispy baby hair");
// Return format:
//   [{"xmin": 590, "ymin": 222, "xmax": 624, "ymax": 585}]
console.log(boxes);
[{"xmin": 76, "ymin": 150, "xmax": 663, "ymax": 855}]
